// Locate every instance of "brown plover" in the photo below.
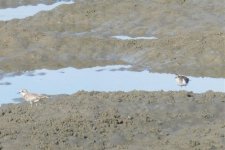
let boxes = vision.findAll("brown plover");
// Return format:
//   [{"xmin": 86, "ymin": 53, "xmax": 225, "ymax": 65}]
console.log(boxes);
[
  {"xmin": 18, "ymin": 89, "xmax": 48, "ymax": 107},
  {"xmin": 175, "ymin": 75, "xmax": 189, "ymax": 87}
]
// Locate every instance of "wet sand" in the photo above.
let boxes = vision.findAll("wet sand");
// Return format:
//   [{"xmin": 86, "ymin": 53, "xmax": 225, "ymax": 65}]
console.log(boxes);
[
  {"xmin": 0, "ymin": 0, "xmax": 224, "ymax": 77},
  {"xmin": 0, "ymin": 0, "xmax": 225, "ymax": 149},
  {"xmin": 1, "ymin": 91, "xmax": 225, "ymax": 149}
]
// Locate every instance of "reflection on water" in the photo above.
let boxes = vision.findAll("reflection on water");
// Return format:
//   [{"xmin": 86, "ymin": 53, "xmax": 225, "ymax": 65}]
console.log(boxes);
[
  {"xmin": 0, "ymin": 0, "xmax": 74, "ymax": 21},
  {"xmin": 0, "ymin": 65, "xmax": 224, "ymax": 105},
  {"xmin": 112, "ymin": 35, "xmax": 158, "ymax": 40}
]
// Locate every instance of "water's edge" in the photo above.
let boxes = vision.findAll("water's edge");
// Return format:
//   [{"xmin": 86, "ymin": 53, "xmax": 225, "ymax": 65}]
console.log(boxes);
[{"xmin": 0, "ymin": 65, "xmax": 224, "ymax": 105}]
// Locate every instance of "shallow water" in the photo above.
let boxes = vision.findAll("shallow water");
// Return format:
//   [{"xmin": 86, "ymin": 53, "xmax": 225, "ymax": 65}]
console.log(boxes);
[
  {"xmin": 0, "ymin": 65, "xmax": 224, "ymax": 104},
  {"xmin": 0, "ymin": 0, "xmax": 74, "ymax": 21},
  {"xmin": 112, "ymin": 35, "xmax": 158, "ymax": 40}
]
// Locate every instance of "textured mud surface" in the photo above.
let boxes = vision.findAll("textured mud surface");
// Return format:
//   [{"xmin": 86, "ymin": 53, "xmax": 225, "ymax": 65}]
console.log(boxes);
[
  {"xmin": 1, "ymin": 91, "xmax": 225, "ymax": 150},
  {"xmin": 0, "ymin": 0, "xmax": 224, "ymax": 77}
]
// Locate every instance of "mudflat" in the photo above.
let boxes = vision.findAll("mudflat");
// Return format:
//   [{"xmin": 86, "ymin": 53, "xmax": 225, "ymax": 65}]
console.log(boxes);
[
  {"xmin": 1, "ymin": 91, "xmax": 225, "ymax": 149},
  {"xmin": 0, "ymin": 0, "xmax": 224, "ymax": 77},
  {"xmin": 0, "ymin": 0, "xmax": 224, "ymax": 149}
]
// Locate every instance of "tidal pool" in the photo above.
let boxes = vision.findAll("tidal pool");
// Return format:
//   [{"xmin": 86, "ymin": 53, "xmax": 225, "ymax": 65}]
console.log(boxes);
[
  {"xmin": 0, "ymin": 0, "xmax": 74, "ymax": 21},
  {"xmin": 0, "ymin": 65, "xmax": 224, "ymax": 105}
]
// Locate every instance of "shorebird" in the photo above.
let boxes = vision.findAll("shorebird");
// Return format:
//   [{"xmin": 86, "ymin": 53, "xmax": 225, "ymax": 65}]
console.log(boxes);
[
  {"xmin": 18, "ymin": 89, "xmax": 48, "ymax": 107},
  {"xmin": 175, "ymin": 75, "xmax": 189, "ymax": 87}
]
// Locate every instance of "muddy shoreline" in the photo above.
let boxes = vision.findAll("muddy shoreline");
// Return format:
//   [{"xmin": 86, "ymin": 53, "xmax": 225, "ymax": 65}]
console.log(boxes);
[
  {"xmin": 0, "ymin": 0, "xmax": 57, "ymax": 8},
  {"xmin": 0, "ymin": 0, "xmax": 224, "ymax": 149},
  {"xmin": 0, "ymin": 0, "xmax": 224, "ymax": 77},
  {"xmin": 1, "ymin": 91, "xmax": 225, "ymax": 149}
]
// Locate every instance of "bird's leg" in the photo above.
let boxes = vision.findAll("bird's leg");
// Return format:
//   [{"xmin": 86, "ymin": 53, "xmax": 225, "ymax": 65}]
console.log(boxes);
[{"xmin": 30, "ymin": 101, "xmax": 33, "ymax": 107}]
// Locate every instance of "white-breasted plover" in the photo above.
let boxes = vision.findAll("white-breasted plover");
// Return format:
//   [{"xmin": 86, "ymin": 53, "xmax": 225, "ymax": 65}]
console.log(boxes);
[
  {"xmin": 18, "ymin": 89, "xmax": 48, "ymax": 107},
  {"xmin": 175, "ymin": 75, "xmax": 189, "ymax": 87}
]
